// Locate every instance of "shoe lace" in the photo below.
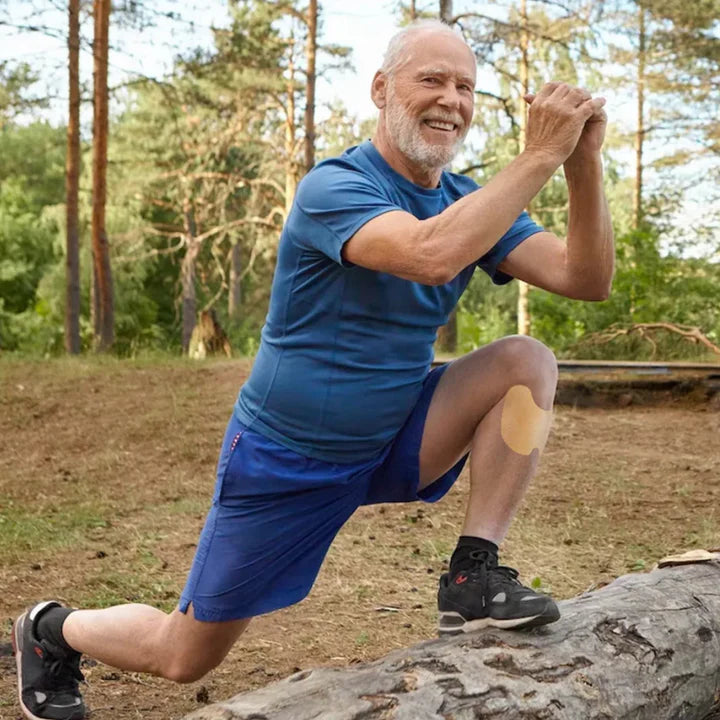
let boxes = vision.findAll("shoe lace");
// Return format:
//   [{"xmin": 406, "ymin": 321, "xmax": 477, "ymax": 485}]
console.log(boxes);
[
  {"xmin": 41, "ymin": 642, "xmax": 84, "ymax": 692},
  {"xmin": 467, "ymin": 550, "xmax": 520, "ymax": 589}
]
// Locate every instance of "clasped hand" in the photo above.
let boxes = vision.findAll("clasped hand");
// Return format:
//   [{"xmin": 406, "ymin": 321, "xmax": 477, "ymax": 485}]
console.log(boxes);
[{"xmin": 523, "ymin": 82, "xmax": 607, "ymax": 166}]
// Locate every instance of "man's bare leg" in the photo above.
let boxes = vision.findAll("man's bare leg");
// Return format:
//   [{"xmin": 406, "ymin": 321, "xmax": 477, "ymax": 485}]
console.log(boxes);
[
  {"xmin": 419, "ymin": 335, "xmax": 557, "ymax": 539},
  {"xmin": 62, "ymin": 602, "xmax": 250, "ymax": 683},
  {"xmin": 418, "ymin": 335, "xmax": 559, "ymax": 632},
  {"xmin": 14, "ymin": 598, "xmax": 250, "ymax": 720}
]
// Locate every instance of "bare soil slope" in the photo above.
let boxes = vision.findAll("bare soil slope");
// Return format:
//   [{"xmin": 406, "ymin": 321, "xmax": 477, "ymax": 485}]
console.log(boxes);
[{"xmin": 1, "ymin": 358, "xmax": 718, "ymax": 719}]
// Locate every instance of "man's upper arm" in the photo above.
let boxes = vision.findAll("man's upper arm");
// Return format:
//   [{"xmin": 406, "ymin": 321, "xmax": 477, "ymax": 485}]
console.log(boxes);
[
  {"xmin": 497, "ymin": 231, "xmax": 578, "ymax": 296},
  {"xmin": 342, "ymin": 211, "xmax": 440, "ymax": 284}
]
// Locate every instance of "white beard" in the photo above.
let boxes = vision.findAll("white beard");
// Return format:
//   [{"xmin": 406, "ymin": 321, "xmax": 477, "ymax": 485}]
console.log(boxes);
[{"xmin": 385, "ymin": 85, "xmax": 466, "ymax": 171}]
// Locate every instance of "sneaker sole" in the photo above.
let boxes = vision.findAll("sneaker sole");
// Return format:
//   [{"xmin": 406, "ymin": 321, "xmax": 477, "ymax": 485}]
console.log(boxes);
[
  {"xmin": 438, "ymin": 607, "xmax": 560, "ymax": 636},
  {"xmin": 12, "ymin": 611, "xmax": 45, "ymax": 720},
  {"xmin": 12, "ymin": 606, "xmax": 85, "ymax": 720}
]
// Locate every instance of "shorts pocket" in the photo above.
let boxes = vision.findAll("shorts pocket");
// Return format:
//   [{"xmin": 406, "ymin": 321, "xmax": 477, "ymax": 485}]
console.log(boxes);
[{"xmin": 211, "ymin": 417, "xmax": 246, "ymax": 504}]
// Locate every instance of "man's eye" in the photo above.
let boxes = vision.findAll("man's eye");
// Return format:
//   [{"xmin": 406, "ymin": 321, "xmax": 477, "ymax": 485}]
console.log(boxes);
[{"xmin": 422, "ymin": 77, "xmax": 440, "ymax": 84}]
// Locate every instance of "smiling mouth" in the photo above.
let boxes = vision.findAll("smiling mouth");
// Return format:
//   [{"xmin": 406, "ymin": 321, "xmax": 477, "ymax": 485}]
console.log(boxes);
[{"xmin": 423, "ymin": 119, "xmax": 458, "ymax": 132}]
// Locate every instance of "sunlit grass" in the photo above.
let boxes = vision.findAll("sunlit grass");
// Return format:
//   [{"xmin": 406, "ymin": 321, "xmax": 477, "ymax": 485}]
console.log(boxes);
[{"xmin": 0, "ymin": 500, "xmax": 110, "ymax": 563}]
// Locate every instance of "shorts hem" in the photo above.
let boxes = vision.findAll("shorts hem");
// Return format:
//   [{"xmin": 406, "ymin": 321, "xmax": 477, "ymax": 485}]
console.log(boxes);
[
  {"xmin": 415, "ymin": 453, "xmax": 468, "ymax": 503},
  {"xmin": 178, "ymin": 588, "xmax": 310, "ymax": 622}
]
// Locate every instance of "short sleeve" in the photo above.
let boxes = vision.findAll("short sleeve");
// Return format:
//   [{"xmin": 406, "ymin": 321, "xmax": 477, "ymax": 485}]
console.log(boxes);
[
  {"xmin": 289, "ymin": 162, "xmax": 402, "ymax": 265},
  {"xmin": 476, "ymin": 211, "xmax": 543, "ymax": 285}
]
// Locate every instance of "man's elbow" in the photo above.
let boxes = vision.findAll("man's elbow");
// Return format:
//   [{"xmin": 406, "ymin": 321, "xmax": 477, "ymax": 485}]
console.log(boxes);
[
  {"xmin": 422, "ymin": 264, "xmax": 456, "ymax": 286},
  {"xmin": 581, "ymin": 276, "xmax": 613, "ymax": 301}
]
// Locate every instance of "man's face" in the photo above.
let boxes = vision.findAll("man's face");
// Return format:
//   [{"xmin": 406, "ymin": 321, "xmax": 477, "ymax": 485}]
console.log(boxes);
[{"xmin": 383, "ymin": 32, "xmax": 476, "ymax": 171}]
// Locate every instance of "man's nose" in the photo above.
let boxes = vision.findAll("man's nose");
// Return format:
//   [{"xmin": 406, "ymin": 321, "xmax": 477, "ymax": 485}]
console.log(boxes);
[{"xmin": 437, "ymin": 82, "xmax": 462, "ymax": 109}]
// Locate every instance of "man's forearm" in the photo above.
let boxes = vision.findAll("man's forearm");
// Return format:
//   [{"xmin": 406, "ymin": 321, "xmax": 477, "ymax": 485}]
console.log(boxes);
[
  {"xmin": 416, "ymin": 149, "xmax": 560, "ymax": 279},
  {"xmin": 564, "ymin": 154, "xmax": 614, "ymax": 299}
]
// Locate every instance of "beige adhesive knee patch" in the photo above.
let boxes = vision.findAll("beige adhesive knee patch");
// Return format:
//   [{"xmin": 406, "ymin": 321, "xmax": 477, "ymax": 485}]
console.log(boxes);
[{"xmin": 500, "ymin": 385, "xmax": 553, "ymax": 456}]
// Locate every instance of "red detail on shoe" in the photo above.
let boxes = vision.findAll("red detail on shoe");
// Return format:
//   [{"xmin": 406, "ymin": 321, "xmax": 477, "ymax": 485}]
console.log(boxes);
[
  {"xmin": 455, "ymin": 574, "xmax": 468, "ymax": 585},
  {"xmin": 34, "ymin": 646, "xmax": 44, "ymax": 658}
]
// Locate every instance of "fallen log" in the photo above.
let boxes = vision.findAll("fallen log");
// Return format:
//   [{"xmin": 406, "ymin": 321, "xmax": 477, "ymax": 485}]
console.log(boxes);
[{"xmin": 184, "ymin": 557, "xmax": 720, "ymax": 720}]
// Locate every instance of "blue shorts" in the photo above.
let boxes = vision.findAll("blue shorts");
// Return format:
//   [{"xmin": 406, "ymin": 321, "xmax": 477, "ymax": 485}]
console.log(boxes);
[{"xmin": 179, "ymin": 364, "xmax": 467, "ymax": 621}]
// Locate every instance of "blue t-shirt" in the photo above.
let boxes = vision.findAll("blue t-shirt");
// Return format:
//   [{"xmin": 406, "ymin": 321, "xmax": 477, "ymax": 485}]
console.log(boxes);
[{"xmin": 235, "ymin": 141, "xmax": 542, "ymax": 462}]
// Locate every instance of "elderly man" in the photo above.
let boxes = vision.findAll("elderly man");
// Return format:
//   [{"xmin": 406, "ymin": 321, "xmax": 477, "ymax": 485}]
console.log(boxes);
[{"xmin": 13, "ymin": 19, "xmax": 612, "ymax": 720}]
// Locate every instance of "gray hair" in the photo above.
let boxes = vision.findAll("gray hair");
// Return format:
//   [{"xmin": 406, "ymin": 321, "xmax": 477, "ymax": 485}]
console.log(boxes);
[{"xmin": 380, "ymin": 20, "xmax": 470, "ymax": 78}]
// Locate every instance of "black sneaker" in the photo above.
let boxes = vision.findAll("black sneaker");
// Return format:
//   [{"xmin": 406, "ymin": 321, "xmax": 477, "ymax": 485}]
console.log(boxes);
[
  {"xmin": 12, "ymin": 601, "xmax": 86, "ymax": 720},
  {"xmin": 437, "ymin": 550, "xmax": 560, "ymax": 635}
]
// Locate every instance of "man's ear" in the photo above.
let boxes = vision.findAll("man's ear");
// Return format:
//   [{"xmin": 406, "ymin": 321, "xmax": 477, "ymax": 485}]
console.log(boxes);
[{"xmin": 371, "ymin": 71, "xmax": 388, "ymax": 109}]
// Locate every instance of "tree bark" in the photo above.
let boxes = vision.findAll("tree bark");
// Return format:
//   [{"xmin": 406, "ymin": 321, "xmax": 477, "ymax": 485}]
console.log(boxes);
[
  {"xmin": 516, "ymin": 0, "xmax": 531, "ymax": 337},
  {"xmin": 435, "ymin": 310, "xmax": 457, "ymax": 355},
  {"xmin": 634, "ymin": 3, "xmax": 646, "ymax": 230},
  {"xmin": 228, "ymin": 238, "xmax": 242, "ymax": 320},
  {"xmin": 65, "ymin": 0, "xmax": 81, "ymax": 355},
  {"xmin": 303, "ymin": 0, "xmax": 317, "ymax": 174},
  {"xmin": 434, "ymin": 0, "xmax": 457, "ymax": 353},
  {"xmin": 439, "ymin": 0, "xmax": 453, "ymax": 24},
  {"xmin": 91, "ymin": 0, "xmax": 114, "ymax": 350},
  {"xmin": 284, "ymin": 37, "xmax": 298, "ymax": 217},
  {"xmin": 181, "ymin": 198, "xmax": 199, "ymax": 354},
  {"xmin": 184, "ymin": 559, "xmax": 720, "ymax": 720}
]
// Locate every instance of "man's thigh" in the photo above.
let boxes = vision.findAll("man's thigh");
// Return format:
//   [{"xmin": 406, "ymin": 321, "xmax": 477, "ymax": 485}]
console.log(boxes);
[{"xmin": 418, "ymin": 336, "xmax": 556, "ymax": 490}]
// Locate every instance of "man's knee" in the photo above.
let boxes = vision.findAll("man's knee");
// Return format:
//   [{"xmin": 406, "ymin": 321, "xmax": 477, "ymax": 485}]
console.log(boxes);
[
  {"xmin": 154, "ymin": 610, "xmax": 249, "ymax": 684},
  {"xmin": 162, "ymin": 659, "xmax": 217, "ymax": 685},
  {"xmin": 495, "ymin": 335, "xmax": 558, "ymax": 389}
]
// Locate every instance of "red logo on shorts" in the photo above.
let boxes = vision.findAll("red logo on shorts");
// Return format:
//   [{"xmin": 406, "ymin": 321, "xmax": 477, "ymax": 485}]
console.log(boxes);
[
  {"xmin": 455, "ymin": 574, "xmax": 468, "ymax": 585},
  {"xmin": 34, "ymin": 646, "xmax": 44, "ymax": 658}
]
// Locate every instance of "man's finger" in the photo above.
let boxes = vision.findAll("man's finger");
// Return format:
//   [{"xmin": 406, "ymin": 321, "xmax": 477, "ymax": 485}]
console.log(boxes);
[
  {"xmin": 534, "ymin": 82, "xmax": 561, "ymax": 99},
  {"xmin": 567, "ymin": 87, "xmax": 592, "ymax": 107},
  {"xmin": 549, "ymin": 82, "xmax": 572, "ymax": 100},
  {"xmin": 578, "ymin": 96, "xmax": 606, "ymax": 117},
  {"xmin": 523, "ymin": 93, "xmax": 535, "ymax": 105},
  {"xmin": 587, "ymin": 108, "xmax": 608, "ymax": 124}
]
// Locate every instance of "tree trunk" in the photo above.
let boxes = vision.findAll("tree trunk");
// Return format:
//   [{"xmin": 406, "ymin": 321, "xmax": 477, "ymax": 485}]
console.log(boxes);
[
  {"xmin": 228, "ymin": 238, "xmax": 242, "ymax": 320},
  {"xmin": 303, "ymin": 0, "xmax": 317, "ymax": 174},
  {"xmin": 634, "ymin": 3, "xmax": 646, "ymax": 230},
  {"xmin": 284, "ymin": 34, "xmax": 298, "ymax": 217},
  {"xmin": 435, "ymin": 310, "xmax": 457, "ymax": 355},
  {"xmin": 181, "ymin": 198, "xmax": 199, "ymax": 354},
  {"xmin": 65, "ymin": 0, "xmax": 81, "ymax": 354},
  {"xmin": 434, "ymin": 0, "xmax": 457, "ymax": 353},
  {"xmin": 90, "ymin": 261, "xmax": 100, "ymax": 339},
  {"xmin": 439, "ymin": 0, "xmax": 453, "ymax": 24},
  {"xmin": 516, "ymin": 0, "xmax": 531, "ymax": 337},
  {"xmin": 184, "ymin": 559, "xmax": 720, "ymax": 720},
  {"xmin": 91, "ymin": 0, "xmax": 114, "ymax": 350},
  {"xmin": 409, "ymin": 0, "xmax": 417, "ymax": 20}
]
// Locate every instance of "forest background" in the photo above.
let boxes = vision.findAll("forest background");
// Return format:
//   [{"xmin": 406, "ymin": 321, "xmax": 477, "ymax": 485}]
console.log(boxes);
[{"xmin": 1, "ymin": 0, "xmax": 719, "ymax": 362}]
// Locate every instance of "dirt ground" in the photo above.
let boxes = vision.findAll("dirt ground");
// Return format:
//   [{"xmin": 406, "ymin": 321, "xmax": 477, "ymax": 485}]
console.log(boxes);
[{"xmin": 0, "ymin": 358, "xmax": 718, "ymax": 720}]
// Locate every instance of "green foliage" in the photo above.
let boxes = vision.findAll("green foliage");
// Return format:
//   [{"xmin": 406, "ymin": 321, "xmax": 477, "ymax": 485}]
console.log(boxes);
[
  {"xmin": 457, "ymin": 223, "xmax": 719, "ymax": 361},
  {"xmin": 458, "ymin": 274, "xmax": 517, "ymax": 351},
  {"xmin": 0, "ymin": 182, "xmax": 59, "ymax": 314},
  {"xmin": 530, "ymin": 226, "xmax": 720, "ymax": 358},
  {"xmin": 0, "ymin": 123, "xmax": 66, "ymax": 349},
  {"xmin": 1, "ymin": 1, "xmax": 718, "ymax": 362},
  {"xmin": 0, "ymin": 61, "xmax": 47, "ymax": 127}
]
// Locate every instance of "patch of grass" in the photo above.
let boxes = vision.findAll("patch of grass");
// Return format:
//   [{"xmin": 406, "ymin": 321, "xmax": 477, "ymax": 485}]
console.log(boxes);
[
  {"xmin": 530, "ymin": 576, "xmax": 552, "ymax": 594},
  {"xmin": 80, "ymin": 570, "xmax": 179, "ymax": 613},
  {"xmin": 422, "ymin": 539, "xmax": 452, "ymax": 563},
  {"xmin": 0, "ymin": 500, "xmax": 110, "ymax": 562},
  {"xmin": 682, "ymin": 519, "xmax": 720, "ymax": 549},
  {"xmin": 355, "ymin": 584, "xmax": 371, "ymax": 600}
]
